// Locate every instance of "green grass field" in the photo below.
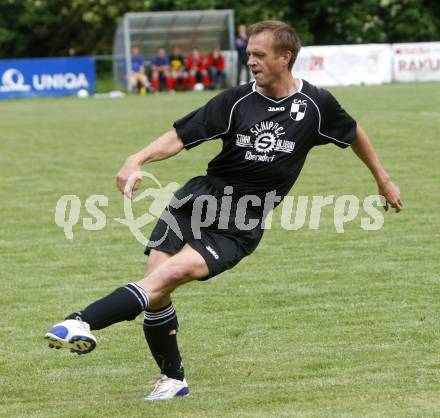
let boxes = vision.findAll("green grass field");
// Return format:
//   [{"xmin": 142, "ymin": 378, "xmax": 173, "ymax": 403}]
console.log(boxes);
[{"xmin": 1, "ymin": 83, "xmax": 439, "ymax": 417}]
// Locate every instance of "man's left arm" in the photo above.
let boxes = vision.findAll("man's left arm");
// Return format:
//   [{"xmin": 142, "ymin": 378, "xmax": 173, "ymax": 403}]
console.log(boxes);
[{"xmin": 351, "ymin": 124, "xmax": 403, "ymax": 212}]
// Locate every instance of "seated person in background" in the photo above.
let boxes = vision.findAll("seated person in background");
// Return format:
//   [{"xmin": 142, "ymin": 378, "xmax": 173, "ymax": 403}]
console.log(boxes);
[
  {"xmin": 130, "ymin": 46, "xmax": 149, "ymax": 94},
  {"xmin": 207, "ymin": 47, "xmax": 226, "ymax": 89},
  {"xmin": 169, "ymin": 46, "xmax": 188, "ymax": 90},
  {"xmin": 151, "ymin": 48, "xmax": 174, "ymax": 92},
  {"xmin": 186, "ymin": 48, "xmax": 210, "ymax": 90}
]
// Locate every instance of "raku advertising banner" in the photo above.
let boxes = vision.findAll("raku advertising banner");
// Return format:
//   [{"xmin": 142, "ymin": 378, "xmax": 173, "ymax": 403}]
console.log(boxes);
[
  {"xmin": 392, "ymin": 42, "xmax": 440, "ymax": 82},
  {"xmin": 0, "ymin": 56, "xmax": 96, "ymax": 99}
]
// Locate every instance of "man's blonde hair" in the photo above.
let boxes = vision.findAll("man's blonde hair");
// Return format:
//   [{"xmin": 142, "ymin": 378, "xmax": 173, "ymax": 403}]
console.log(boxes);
[{"xmin": 249, "ymin": 20, "xmax": 301, "ymax": 70}]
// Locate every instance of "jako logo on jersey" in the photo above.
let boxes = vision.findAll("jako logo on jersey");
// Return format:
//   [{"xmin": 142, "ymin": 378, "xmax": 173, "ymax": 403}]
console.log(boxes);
[
  {"xmin": 206, "ymin": 245, "xmax": 219, "ymax": 259},
  {"xmin": 290, "ymin": 99, "xmax": 307, "ymax": 121},
  {"xmin": 268, "ymin": 106, "xmax": 285, "ymax": 111}
]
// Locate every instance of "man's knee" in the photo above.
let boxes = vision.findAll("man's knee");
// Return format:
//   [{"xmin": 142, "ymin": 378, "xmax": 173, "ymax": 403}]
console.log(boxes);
[
  {"xmin": 145, "ymin": 249, "xmax": 172, "ymax": 276},
  {"xmin": 138, "ymin": 261, "xmax": 194, "ymax": 301},
  {"xmin": 142, "ymin": 249, "xmax": 208, "ymax": 290},
  {"xmin": 161, "ymin": 261, "xmax": 196, "ymax": 286},
  {"xmin": 139, "ymin": 246, "xmax": 210, "ymax": 300}
]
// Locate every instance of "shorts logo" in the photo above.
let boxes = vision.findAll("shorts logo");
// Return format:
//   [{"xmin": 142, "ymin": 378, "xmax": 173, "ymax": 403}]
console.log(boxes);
[
  {"xmin": 290, "ymin": 100, "xmax": 307, "ymax": 121},
  {"xmin": 206, "ymin": 245, "xmax": 219, "ymax": 260}
]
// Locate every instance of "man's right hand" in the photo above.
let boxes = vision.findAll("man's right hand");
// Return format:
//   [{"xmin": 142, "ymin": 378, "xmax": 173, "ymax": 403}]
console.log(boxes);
[
  {"xmin": 116, "ymin": 156, "xmax": 143, "ymax": 197},
  {"xmin": 115, "ymin": 129, "xmax": 184, "ymax": 197}
]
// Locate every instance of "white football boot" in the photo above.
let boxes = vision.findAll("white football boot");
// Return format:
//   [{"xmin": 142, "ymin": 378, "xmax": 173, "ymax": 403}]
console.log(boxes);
[
  {"xmin": 44, "ymin": 319, "xmax": 97, "ymax": 355},
  {"xmin": 144, "ymin": 375, "xmax": 189, "ymax": 400}
]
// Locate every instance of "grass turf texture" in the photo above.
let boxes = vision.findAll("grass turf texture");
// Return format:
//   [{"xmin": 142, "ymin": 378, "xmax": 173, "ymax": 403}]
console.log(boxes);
[{"xmin": 1, "ymin": 83, "xmax": 439, "ymax": 417}]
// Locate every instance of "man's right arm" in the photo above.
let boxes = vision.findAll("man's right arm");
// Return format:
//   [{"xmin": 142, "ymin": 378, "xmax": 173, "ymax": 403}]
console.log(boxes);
[
  {"xmin": 116, "ymin": 128, "xmax": 184, "ymax": 195},
  {"xmin": 116, "ymin": 86, "xmax": 238, "ymax": 194}
]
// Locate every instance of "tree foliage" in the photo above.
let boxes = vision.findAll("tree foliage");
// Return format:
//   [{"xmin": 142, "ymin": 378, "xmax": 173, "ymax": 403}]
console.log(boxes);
[{"xmin": 0, "ymin": 0, "xmax": 439, "ymax": 58}]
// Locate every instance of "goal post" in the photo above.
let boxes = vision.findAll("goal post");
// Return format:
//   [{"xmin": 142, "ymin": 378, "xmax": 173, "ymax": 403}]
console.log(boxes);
[{"xmin": 113, "ymin": 9, "xmax": 235, "ymax": 91}]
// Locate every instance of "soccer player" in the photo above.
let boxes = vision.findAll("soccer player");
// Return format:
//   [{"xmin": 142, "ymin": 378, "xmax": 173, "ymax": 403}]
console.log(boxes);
[
  {"xmin": 45, "ymin": 21, "xmax": 403, "ymax": 400},
  {"xmin": 130, "ymin": 46, "xmax": 149, "ymax": 94},
  {"xmin": 151, "ymin": 47, "xmax": 174, "ymax": 92},
  {"xmin": 169, "ymin": 46, "xmax": 188, "ymax": 90},
  {"xmin": 186, "ymin": 48, "xmax": 210, "ymax": 90},
  {"xmin": 207, "ymin": 46, "xmax": 226, "ymax": 89}
]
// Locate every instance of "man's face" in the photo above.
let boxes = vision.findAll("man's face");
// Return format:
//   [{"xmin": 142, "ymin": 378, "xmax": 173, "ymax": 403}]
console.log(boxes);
[
  {"xmin": 158, "ymin": 48, "xmax": 166, "ymax": 57},
  {"xmin": 247, "ymin": 31, "xmax": 289, "ymax": 88}
]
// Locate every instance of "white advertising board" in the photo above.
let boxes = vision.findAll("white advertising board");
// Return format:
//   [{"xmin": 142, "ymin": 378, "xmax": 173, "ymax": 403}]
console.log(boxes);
[
  {"xmin": 392, "ymin": 42, "xmax": 440, "ymax": 82},
  {"xmin": 293, "ymin": 44, "xmax": 392, "ymax": 86}
]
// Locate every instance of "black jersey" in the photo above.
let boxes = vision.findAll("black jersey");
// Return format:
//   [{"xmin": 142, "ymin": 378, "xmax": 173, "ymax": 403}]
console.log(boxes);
[{"xmin": 174, "ymin": 79, "xmax": 356, "ymax": 201}]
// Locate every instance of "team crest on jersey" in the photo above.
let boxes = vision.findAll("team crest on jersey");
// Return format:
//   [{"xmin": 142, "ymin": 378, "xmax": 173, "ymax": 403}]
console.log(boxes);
[{"xmin": 290, "ymin": 100, "xmax": 307, "ymax": 121}]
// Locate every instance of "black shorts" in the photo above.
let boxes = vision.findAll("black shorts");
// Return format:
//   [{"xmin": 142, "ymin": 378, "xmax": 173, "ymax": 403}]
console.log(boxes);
[{"xmin": 144, "ymin": 175, "xmax": 264, "ymax": 280}]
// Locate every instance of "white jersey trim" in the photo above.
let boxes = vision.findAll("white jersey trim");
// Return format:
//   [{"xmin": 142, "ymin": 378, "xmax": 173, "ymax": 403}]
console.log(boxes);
[
  {"xmin": 184, "ymin": 89, "xmax": 255, "ymax": 147},
  {"xmin": 252, "ymin": 78, "xmax": 303, "ymax": 103},
  {"xmin": 298, "ymin": 90, "xmax": 352, "ymax": 147}
]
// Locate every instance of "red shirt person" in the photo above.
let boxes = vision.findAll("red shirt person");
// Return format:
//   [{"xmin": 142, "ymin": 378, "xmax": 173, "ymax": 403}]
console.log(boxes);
[
  {"xmin": 186, "ymin": 48, "xmax": 210, "ymax": 89},
  {"xmin": 207, "ymin": 47, "xmax": 226, "ymax": 89}
]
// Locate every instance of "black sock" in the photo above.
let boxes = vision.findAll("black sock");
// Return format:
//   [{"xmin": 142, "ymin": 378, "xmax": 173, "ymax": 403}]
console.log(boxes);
[
  {"xmin": 143, "ymin": 304, "xmax": 184, "ymax": 381},
  {"xmin": 65, "ymin": 283, "xmax": 149, "ymax": 330}
]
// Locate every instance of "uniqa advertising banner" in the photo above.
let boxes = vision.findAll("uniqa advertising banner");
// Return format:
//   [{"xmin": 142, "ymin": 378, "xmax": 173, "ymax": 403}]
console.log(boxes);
[{"xmin": 0, "ymin": 56, "xmax": 95, "ymax": 99}]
